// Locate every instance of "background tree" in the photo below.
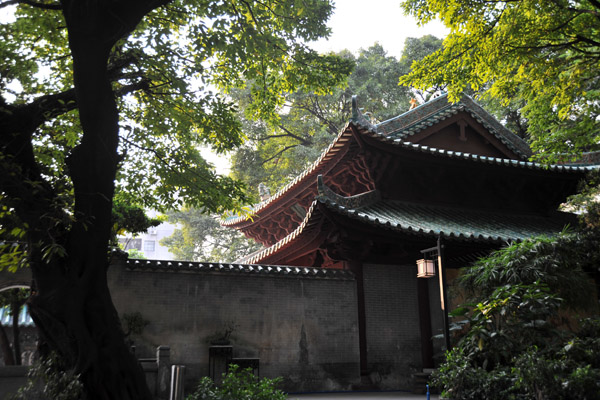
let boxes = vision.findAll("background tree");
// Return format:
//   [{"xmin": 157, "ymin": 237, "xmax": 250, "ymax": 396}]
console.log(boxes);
[
  {"xmin": 0, "ymin": 1, "xmax": 351, "ymax": 398},
  {"xmin": 231, "ymin": 38, "xmax": 442, "ymax": 196},
  {"xmin": 400, "ymin": 0, "xmax": 600, "ymax": 161},
  {"xmin": 160, "ymin": 209, "xmax": 261, "ymax": 262}
]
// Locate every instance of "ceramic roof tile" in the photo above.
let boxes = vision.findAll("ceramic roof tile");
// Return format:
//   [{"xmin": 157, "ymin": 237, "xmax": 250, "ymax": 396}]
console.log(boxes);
[
  {"xmin": 374, "ymin": 94, "xmax": 532, "ymax": 159},
  {"xmin": 318, "ymin": 197, "xmax": 576, "ymax": 243},
  {"xmin": 124, "ymin": 258, "xmax": 354, "ymax": 280}
]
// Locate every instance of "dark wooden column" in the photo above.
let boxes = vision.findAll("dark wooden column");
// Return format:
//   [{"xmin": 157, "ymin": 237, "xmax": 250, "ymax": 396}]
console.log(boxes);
[
  {"xmin": 417, "ymin": 278, "xmax": 434, "ymax": 368},
  {"xmin": 348, "ymin": 260, "xmax": 368, "ymax": 375}
]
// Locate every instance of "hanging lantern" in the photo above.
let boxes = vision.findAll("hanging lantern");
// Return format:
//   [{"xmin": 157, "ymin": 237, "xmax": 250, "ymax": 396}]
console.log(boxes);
[{"xmin": 416, "ymin": 258, "xmax": 436, "ymax": 278}]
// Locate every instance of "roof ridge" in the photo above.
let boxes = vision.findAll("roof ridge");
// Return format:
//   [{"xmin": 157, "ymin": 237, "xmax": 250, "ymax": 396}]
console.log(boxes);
[
  {"xmin": 375, "ymin": 93, "xmax": 532, "ymax": 159},
  {"xmin": 222, "ymin": 124, "xmax": 354, "ymax": 226},
  {"xmin": 124, "ymin": 258, "xmax": 354, "ymax": 279}
]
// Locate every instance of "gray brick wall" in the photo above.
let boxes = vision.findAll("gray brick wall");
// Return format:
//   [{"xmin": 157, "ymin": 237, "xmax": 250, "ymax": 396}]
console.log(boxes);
[
  {"xmin": 363, "ymin": 264, "xmax": 422, "ymax": 389},
  {"xmin": 108, "ymin": 262, "xmax": 360, "ymax": 392}
]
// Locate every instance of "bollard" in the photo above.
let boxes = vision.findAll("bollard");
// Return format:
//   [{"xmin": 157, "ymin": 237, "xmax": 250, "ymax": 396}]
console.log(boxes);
[
  {"xmin": 169, "ymin": 365, "xmax": 185, "ymax": 400},
  {"xmin": 426, "ymin": 384, "xmax": 430, "ymax": 400},
  {"xmin": 157, "ymin": 346, "xmax": 171, "ymax": 400}
]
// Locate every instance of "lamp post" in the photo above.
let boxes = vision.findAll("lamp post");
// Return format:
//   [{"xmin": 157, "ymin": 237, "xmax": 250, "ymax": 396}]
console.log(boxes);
[{"xmin": 416, "ymin": 234, "xmax": 451, "ymax": 352}]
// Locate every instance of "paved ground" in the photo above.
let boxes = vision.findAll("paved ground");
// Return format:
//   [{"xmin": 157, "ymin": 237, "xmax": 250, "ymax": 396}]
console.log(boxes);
[{"xmin": 288, "ymin": 391, "xmax": 438, "ymax": 400}]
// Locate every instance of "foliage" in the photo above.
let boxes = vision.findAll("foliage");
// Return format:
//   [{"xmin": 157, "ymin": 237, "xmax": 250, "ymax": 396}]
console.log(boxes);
[
  {"xmin": 125, "ymin": 248, "xmax": 147, "ymax": 260},
  {"xmin": 160, "ymin": 208, "xmax": 261, "ymax": 262},
  {"xmin": 111, "ymin": 198, "xmax": 163, "ymax": 240},
  {"xmin": 514, "ymin": 319, "xmax": 600, "ymax": 400},
  {"xmin": 431, "ymin": 228, "xmax": 600, "ymax": 399},
  {"xmin": 400, "ymin": 0, "xmax": 600, "ymax": 161},
  {"xmin": 460, "ymin": 230, "xmax": 597, "ymax": 311},
  {"xmin": 0, "ymin": 202, "xmax": 28, "ymax": 273},
  {"xmin": 433, "ymin": 317, "xmax": 600, "ymax": 400},
  {"xmin": 230, "ymin": 39, "xmax": 442, "ymax": 194},
  {"xmin": 432, "ymin": 347, "xmax": 517, "ymax": 400},
  {"xmin": 187, "ymin": 364, "xmax": 286, "ymax": 400},
  {"xmin": 11, "ymin": 353, "xmax": 83, "ymax": 400}
]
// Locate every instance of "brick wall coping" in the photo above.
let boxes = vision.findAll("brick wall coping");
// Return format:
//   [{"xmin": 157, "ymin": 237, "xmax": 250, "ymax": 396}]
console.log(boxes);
[{"xmin": 123, "ymin": 259, "xmax": 355, "ymax": 280}]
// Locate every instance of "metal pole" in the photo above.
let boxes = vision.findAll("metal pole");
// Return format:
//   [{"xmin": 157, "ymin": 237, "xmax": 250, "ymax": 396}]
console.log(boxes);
[
  {"xmin": 437, "ymin": 234, "xmax": 451, "ymax": 352},
  {"xmin": 169, "ymin": 365, "xmax": 185, "ymax": 400}
]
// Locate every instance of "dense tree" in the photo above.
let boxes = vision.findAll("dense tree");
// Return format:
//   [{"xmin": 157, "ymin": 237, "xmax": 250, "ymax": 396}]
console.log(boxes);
[
  {"xmin": 0, "ymin": 1, "xmax": 351, "ymax": 398},
  {"xmin": 231, "ymin": 39, "xmax": 442, "ymax": 195},
  {"xmin": 431, "ymin": 226, "xmax": 600, "ymax": 399},
  {"xmin": 400, "ymin": 0, "xmax": 600, "ymax": 161},
  {"xmin": 160, "ymin": 209, "xmax": 261, "ymax": 262}
]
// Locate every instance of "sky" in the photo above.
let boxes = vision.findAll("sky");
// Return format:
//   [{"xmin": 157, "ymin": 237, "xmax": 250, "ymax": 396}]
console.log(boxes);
[{"xmin": 310, "ymin": 1, "xmax": 448, "ymax": 58}]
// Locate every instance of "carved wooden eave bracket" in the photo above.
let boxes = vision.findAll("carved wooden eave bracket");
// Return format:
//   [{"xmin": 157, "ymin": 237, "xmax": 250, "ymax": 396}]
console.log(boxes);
[{"xmin": 316, "ymin": 174, "xmax": 380, "ymax": 209}]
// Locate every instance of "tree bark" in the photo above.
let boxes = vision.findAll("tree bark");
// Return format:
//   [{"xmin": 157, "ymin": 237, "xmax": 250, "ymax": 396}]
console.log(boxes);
[
  {"xmin": 0, "ymin": 325, "xmax": 15, "ymax": 366},
  {"xmin": 20, "ymin": 1, "xmax": 168, "ymax": 399},
  {"xmin": 11, "ymin": 303, "xmax": 21, "ymax": 365}
]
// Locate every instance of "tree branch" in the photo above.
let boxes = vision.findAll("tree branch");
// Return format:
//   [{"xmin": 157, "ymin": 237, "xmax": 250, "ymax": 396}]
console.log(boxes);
[
  {"xmin": 0, "ymin": 0, "xmax": 60, "ymax": 9},
  {"xmin": 261, "ymin": 144, "xmax": 298, "ymax": 165}
]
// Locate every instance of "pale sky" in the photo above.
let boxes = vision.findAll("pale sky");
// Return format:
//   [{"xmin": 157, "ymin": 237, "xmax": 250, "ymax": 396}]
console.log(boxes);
[{"xmin": 310, "ymin": 1, "xmax": 448, "ymax": 58}]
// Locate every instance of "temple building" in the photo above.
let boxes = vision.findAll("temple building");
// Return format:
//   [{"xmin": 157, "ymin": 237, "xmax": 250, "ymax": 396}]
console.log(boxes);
[
  {"xmin": 223, "ymin": 93, "xmax": 593, "ymax": 387},
  {"xmin": 2, "ymin": 94, "xmax": 593, "ymax": 394}
]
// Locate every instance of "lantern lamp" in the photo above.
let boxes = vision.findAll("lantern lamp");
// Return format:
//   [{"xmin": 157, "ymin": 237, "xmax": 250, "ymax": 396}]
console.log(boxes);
[{"xmin": 416, "ymin": 258, "xmax": 436, "ymax": 278}]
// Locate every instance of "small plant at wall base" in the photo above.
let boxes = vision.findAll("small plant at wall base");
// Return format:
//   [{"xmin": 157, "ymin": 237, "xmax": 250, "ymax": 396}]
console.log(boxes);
[
  {"xmin": 187, "ymin": 364, "xmax": 286, "ymax": 400},
  {"xmin": 206, "ymin": 321, "xmax": 239, "ymax": 346}
]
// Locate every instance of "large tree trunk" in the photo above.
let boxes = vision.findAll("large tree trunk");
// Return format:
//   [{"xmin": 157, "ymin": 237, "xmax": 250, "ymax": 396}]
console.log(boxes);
[
  {"xmin": 23, "ymin": 1, "xmax": 167, "ymax": 399},
  {"xmin": 11, "ymin": 305, "xmax": 21, "ymax": 365},
  {"xmin": 0, "ymin": 325, "xmax": 15, "ymax": 366}
]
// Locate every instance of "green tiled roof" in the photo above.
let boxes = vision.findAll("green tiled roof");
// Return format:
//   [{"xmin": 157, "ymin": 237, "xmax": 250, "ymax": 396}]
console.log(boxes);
[
  {"xmin": 318, "ymin": 197, "xmax": 576, "ymax": 243},
  {"xmin": 371, "ymin": 94, "xmax": 533, "ymax": 159}
]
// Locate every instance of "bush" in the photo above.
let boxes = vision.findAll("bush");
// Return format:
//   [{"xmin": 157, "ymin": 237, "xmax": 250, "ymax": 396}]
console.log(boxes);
[
  {"xmin": 11, "ymin": 353, "xmax": 83, "ymax": 400},
  {"xmin": 187, "ymin": 364, "xmax": 286, "ymax": 400},
  {"xmin": 514, "ymin": 318, "xmax": 600, "ymax": 400},
  {"xmin": 431, "ymin": 229, "xmax": 600, "ymax": 399}
]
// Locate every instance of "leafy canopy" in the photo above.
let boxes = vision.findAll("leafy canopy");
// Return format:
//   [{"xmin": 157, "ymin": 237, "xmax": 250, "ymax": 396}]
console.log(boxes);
[
  {"xmin": 0, "ymin": 0, "xmax": 353, "ymax": 214},
  {"xmin": 230, "ymin": 39, "xmax": 442, "ymax": 195},
  {"xmin": 400, "ymin": 0, "xmax": 600, "ymax": 161},
  {"xmin": 160, "ymin": 208, "xmax": 261, "ymax": 262}
]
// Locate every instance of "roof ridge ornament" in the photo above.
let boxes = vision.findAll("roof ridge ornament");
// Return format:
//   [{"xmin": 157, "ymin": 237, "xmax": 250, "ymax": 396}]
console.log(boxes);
[{"xmin": 351, "ymin": 95, "xmax": 376, "ymax": 129}]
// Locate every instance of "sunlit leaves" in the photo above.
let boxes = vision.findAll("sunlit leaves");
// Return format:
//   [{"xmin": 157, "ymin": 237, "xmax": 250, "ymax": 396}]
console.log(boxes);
[
  {"xmin": 1, "ymin": 0, "xmax": 351, "ymax": 220},
  {"xmin": 400, "ymin": 0, "xmax": 600, "ymax": 159}
]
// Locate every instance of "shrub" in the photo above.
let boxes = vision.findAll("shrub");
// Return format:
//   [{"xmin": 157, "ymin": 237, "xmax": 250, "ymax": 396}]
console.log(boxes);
[
  {"xmin": 187, "ymin": 364, "xmax": 286, "ymax": 400},
  {"xmin": 431, "ymin": 229, "xmax": 600, "ymax": 399},
  {"xmin": 11, "ymin": 353, "xmax": 83, "ymax": 400}
]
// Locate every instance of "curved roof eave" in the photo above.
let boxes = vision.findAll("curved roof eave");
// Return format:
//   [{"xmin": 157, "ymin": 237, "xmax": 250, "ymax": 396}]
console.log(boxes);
[
  {"xmin": 236, "ymin": 199, "xmax": 322, "ymax": 264},
  {"xmin": 222, "ymin": 122, "xmax": 356, "ymax": 227}
]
